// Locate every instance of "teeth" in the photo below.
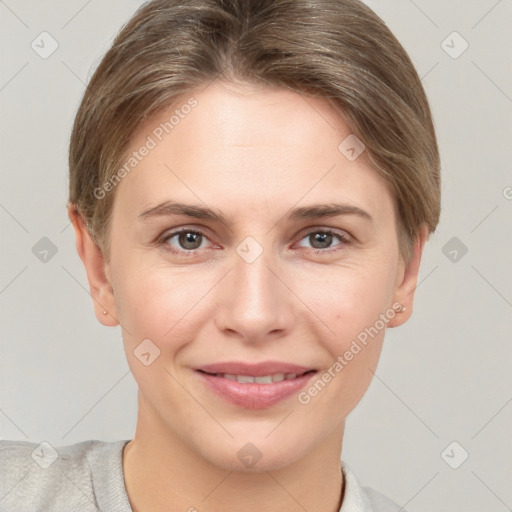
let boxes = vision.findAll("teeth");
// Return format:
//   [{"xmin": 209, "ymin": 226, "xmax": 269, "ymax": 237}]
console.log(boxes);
[
  {"xmin": 237, "ymin": 375, "xmax": 255, "ymax": 383},
  {"xmin": 216, "ymin": 373, "xmax": 302, "ymax": 383},
  {"xmin": 255, "ymin": 375, "xmax": 273, "ymax": 384}
]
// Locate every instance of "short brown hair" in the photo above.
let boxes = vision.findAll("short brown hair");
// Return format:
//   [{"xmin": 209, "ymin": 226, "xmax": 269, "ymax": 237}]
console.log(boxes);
[{"xmin": 68, "ymin": 0, "xmax": 440, "ymax": 262}]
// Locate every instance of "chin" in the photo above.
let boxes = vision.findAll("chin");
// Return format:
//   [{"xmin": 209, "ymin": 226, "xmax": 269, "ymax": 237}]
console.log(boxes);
[{"xmin": 193, "ymin": 430, "xmax": 313, "ymax": 473}]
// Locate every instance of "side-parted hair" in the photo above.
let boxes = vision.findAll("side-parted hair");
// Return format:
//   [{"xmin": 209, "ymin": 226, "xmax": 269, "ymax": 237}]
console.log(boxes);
[{"xmin": 69, "ymin": 0, "xmax": 441, "ymax": 262}]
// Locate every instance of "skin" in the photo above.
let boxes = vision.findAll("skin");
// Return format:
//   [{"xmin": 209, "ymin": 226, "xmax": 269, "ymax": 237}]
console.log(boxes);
[{"xmin": 69, "ymin": 81, "xmax": 428, "ymax": 512}]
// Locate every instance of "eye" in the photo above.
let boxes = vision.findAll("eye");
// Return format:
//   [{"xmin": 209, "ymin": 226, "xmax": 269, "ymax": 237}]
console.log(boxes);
[
  {"xmin": 161, "ymin": 228, "xmax": 211, "ymax": 253},
  {"xmin": 296, "ymin": 229, "xmax": 351, "ymax": 252},
  {"xmin": 158, "ymin": 227, "xmax": 351, "ymax": 256}
]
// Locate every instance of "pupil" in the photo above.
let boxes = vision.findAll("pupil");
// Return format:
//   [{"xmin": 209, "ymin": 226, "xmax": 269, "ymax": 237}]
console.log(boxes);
[
  {"xmin": 311, "ymin": 232, "xmax": 332, "ymax": 249},
  {"xmin": 179, "ymin": 232, "xmax": 201, "ymax": 249}
]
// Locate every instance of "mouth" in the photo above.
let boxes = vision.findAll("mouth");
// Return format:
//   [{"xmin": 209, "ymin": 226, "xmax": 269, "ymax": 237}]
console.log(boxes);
[
  {"xmin": 196, "ymin": 369, "xmax": 316, "ymax": 384},
  {"xmin": 194, "ymin": 363, "xmax": 317, "ymax": 409}
]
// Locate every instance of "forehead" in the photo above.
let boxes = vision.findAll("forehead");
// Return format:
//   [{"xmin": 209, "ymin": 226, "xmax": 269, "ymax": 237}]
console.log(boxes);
[{"xmin": 113, "ymin": 81, "xmax": 394, "ymax": 219}]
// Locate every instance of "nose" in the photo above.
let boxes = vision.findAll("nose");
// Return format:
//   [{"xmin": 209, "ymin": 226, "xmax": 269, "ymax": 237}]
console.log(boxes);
[{"xmin": 214, "ymin": 245, "xmax": 295, "ymax": 343}]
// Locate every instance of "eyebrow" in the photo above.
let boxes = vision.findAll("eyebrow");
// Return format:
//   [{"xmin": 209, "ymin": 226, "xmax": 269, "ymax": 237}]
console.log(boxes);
[{"xmin": 138, "ymin": 201, "xmax": 372, "ymax": 223}]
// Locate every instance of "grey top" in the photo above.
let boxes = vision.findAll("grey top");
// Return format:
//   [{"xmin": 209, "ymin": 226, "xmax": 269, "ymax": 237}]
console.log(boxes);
[{"xmin": 0, "ymin": 439, "xmax": 406, "ymax": 511}]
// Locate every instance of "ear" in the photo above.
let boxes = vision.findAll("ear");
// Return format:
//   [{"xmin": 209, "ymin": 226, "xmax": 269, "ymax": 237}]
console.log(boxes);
[
  {"xmin": 387, "ymin": 224, "xmax": 429, "ymax": 328},
  {"xmin": 67, "ymin": 204, "xmax": 119, "ymax": 327}
]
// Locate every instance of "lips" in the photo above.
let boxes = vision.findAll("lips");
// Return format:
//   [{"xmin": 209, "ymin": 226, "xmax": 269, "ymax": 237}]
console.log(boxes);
[{"xmin": 194, "ymin": 361, "xmax": 317, "ymax": 409}]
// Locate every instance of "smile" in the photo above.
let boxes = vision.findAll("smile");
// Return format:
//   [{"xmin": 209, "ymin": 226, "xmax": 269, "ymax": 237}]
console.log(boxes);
[{"xmin": 195, "ymin": 364, "xmax": 317, "ymax": 409}]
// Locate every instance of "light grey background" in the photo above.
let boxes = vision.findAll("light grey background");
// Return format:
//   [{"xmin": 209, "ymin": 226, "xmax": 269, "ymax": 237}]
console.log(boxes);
[{"xmin": 1, "ymin": 1, "xmax": 511, "ymax": 511}]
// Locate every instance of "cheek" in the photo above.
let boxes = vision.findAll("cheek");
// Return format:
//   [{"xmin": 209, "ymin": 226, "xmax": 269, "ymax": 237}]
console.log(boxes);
[
  {"xmin": 291, "ymin": 256, "xmax": 396, "ymax": 406},
  {"xmin": 295, "ymin": 256, "xmax": 397, "ymax": 339},
  {"xmin": 113, "ymin": 265, "xmax": 206, "ymax": 398},
  {"xmin": 112, "ymin": 259, "xmax": 218, "ymax": 355}
]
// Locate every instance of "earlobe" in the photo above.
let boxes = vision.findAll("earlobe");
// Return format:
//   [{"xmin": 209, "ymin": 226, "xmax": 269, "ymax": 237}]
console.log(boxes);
[
  {"xmin": 67, "ymin": 204, "xmax": 119, "ymax": 327},
  {"xmin": 388, "ymin": 225, "xmax": 429, "ymax": 328}
]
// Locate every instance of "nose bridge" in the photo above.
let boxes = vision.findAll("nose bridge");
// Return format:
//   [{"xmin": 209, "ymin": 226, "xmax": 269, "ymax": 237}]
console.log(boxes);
[
  {"xmin": 235, "ymin": 247, "xmax": 276, "ymax": 308},
  {"xmin": 215, "ymin": 240, "xmax": 293, "ymax": 340}
]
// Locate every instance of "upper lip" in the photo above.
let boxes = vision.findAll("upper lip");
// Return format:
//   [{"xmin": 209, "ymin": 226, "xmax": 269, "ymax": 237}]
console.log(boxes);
[{"xmin": 196, "ymin": 361, "xmax": 315, "ymax": 376}]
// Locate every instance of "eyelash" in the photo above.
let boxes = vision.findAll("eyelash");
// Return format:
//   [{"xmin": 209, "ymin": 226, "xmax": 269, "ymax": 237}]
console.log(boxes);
[{"xmin": 158, "ymin": 227, "xmax": 352, "ymax": 256}]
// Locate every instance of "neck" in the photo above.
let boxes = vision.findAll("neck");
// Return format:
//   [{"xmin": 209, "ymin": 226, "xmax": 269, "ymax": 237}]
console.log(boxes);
[{"xmin": 123, "ymin": 394, "xmax": 345, "ymax": 512}]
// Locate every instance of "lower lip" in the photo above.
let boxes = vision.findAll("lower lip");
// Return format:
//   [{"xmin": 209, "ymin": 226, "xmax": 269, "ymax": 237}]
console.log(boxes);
[{"xmin": 196, "ymin": 371, "xmax": 316, "ymax": 409}]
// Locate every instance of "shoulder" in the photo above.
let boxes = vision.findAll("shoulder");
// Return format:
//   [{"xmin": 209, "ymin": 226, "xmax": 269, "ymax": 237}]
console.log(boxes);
[
  {"xmin": 0, "ymin": 438, "xmax": 130, "ymax": 512},
  {"xmin": 361, "ymin": 486, "xmax": 406, "ymax": 512},
  {"xmin": 340, "ymin": 461, "xmax": 407, "ymax": 512}
]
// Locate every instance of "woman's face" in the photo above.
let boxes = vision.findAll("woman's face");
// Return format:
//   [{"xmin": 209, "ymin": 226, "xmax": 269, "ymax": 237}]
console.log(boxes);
[{"xmin": 95, "ymin": 81, "xmax": 423, "ymax": 471}]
